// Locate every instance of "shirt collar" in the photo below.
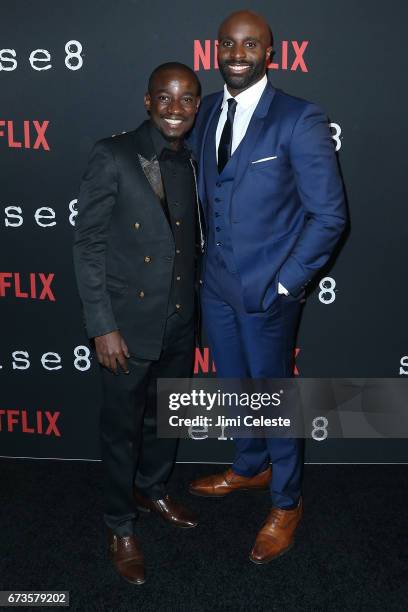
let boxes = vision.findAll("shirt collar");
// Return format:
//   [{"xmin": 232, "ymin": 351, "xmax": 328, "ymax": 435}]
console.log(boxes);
[
  {"xmin": 148, "ymin": 120, "xmax": 189, "ymax": 158},
  {"xmin": 221, "ymin": 74, "xmax": 268, "ymax": 111}
]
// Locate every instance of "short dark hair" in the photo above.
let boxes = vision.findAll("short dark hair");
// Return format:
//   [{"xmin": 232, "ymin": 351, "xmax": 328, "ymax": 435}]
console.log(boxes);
[{"xmin": 148, "ymin": 62, "xmax": 201, "ymax": 97}]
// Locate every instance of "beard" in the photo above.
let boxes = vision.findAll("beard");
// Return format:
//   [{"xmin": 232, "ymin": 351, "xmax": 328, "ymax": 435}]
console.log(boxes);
[{"xmin": 218, "ymin": 59, "xmax": 266, "ymax": 92}]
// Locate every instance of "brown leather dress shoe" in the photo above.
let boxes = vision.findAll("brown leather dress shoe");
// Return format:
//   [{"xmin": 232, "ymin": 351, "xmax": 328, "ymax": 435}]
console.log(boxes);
[
  {"xmin": 109, "ymin": 531, "xmax": 145, "ymax": 585},
  {"xmin": 249, "ymin": 497, "xmax": 303, "ymax": 564},
  {"xmin": 134, "ymin": 490, "xmax": 198, "ymax": 528},
  {"xmin": 189, "ymin": 466, "xmax": 272, "ymax": 497}
]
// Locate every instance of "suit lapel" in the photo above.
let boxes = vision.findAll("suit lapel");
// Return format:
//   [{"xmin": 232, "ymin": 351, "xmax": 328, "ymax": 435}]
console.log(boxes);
[
  {"xmin": 137, "ymin": 154, "xmax": 165, "ymax": 202},
  {"xmin": 198, "ymin": 93, "xmax": 223, "ymax": 204},
  {"xmin": 132, "ymin": 121, "xmax": 165, "ymax": 200},
  {"xmin": 232, "ymin": 82, "xmax": 277, "ymax": 195},
  {"xmin": 201, "ymin": 108, "xmax": 221, "ymax": 222},
  {"xmin": 129, "ymin": 121, "xmax": 174, "ymax": 239}
]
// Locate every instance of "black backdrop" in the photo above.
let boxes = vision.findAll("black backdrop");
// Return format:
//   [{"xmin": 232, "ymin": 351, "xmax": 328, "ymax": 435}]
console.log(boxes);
[{"xmin": 1, "ymin": 1, "xmax": 407, "ymax": 463}]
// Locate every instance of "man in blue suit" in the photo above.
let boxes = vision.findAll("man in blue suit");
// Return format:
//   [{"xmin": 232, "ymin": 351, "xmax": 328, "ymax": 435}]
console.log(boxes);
[{"xmin": 189, "ymin": 11, "xmax": 347, "ymax": 563}]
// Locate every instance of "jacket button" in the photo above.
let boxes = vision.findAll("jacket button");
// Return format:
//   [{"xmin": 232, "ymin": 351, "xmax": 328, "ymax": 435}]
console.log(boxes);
[
  {"xmin": 175, "ymin": 220, "xmax": 181, "ymax": 227},
  {"xmin": 174, "ymin": 201, "xmax": 180, "ymax": 207},
  {"xmin": 216, "ymin": 242, "xmax": 222, "ymax": 247},
  {"xmin": 176, "ymin": 249, "xmax": 181, "ymax": 254},
  {"xmin": 144, "ymin": 256, "xmax": 151, "ymax": 263},
  {"xmin": 216, "ymin": 181, "xmax": 221, "ymax": 187},
  {"xmin": 215, "ymin": 226, "xmax": 221, "ymax": 232},
  {"xmin": 176, "ymin": 303, "xmax": 181, "ymax": 309},
  {"xmin": 134, "ymin": 222, "xmax": 140, "ymax": 230},
  {"xmin": 214, "ymin": 197, "xmax": 221, "ymax": 202},
  {"xmin": 176, "ymin": 276, "xmax": 181, "ymax": 281},
  {"xmin": 139, "ymin": 291, "xmax": 145, "ymax": 298}
]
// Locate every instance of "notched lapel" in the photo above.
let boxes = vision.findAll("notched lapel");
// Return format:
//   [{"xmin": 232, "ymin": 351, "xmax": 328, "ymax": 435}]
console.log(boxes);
[
  {"xmin": 232, "ymin": 83, "xmax": 277, "ymax": 195},
  {"xmin": 198, "ymin": 93, "xmax": 223, "ymax": 202},
  {"xmin": 130, "ymin": 121, "xmax": 173, "ymax": 238}
]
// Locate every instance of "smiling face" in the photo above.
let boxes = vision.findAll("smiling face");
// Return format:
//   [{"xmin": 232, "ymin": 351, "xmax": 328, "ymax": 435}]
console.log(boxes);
[
  {"xmin": 217, "ymin": 11, "xmax": 272, "ymax": 96},
  {"xmin": 144, "ymin": 67, "xmax": 200, "ymax": 147}
]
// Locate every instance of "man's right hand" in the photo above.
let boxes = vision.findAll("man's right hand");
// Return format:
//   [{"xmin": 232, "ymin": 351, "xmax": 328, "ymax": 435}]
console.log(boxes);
[{"xmin": 94, "ymin": 331, "xmax": 130, "ymax": 374}]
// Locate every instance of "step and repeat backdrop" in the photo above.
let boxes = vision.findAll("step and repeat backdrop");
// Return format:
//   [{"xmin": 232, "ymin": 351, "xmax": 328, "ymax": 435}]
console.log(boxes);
[{"xmin": 1, "ymin": 1, "xmax": 407, "ymax": 463}]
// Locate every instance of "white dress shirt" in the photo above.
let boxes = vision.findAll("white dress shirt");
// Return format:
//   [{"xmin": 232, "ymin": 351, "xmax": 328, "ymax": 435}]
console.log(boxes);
[
  {"xmin": 215, "ymin": 75, "xmax": 289, "ymax": 296},
  {"xmin": 215, "ymin": 74, "xmax": 268, "ymax": 159}
]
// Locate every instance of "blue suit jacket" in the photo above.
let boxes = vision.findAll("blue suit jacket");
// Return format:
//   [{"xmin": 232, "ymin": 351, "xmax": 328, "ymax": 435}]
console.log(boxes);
[{"xmin": 189, "ymin": 81, "xmax": 347, "ymax": 312}]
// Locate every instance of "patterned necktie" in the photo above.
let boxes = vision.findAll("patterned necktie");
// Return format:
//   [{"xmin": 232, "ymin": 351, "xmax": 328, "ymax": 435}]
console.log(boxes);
[{"xmin": 217, "ymin": 98, "xmax": 237, "ymax": 174}]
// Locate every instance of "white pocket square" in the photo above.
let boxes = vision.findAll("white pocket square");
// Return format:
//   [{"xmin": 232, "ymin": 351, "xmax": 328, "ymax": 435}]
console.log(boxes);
[{"xmin": 251, "ymin": 156, "xmax": 277, "ymax": 164}]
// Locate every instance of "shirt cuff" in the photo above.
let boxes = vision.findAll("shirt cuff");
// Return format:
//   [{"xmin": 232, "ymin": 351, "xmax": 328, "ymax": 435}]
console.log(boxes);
[{"xmin": 278, "ymin": 282, "xmax": 289, "ymax": 296}]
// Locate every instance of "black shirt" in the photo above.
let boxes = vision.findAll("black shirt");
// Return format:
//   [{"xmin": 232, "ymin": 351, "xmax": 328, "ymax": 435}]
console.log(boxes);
[
  {"xmin": 149, "ymin": 121, "xmax": 195, "ymax": 226},
  {"xmin": 148, "ymin": 121, "xmax": 197, "ymax": 319}
]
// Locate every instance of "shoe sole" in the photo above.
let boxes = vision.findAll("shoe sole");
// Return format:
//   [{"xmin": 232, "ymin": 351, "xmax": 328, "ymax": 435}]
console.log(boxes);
[
  {"xmin": 189, "ymin": 486, "xmax": 269, "ymax": 498},
  {"xmin": 135, "ymin": 504, "xmax": 198, "ymax": 528},
  {"xmin": 121, "ymin": 574, "xmax": 146, "ymax": 585},
  {"xmin": 111, "ymin": 563, "xmax": 146, "ymax": 585},
  {"xmin": 119, "ymin": 574, "xmax": 146, "ymax": 586},
  {"xmin": 249, "ymin": 541, "xmax": 294, "ymax": 565}
]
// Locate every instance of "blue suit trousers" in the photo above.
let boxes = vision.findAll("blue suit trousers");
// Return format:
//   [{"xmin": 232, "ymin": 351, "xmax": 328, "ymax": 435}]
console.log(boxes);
[{"xmin": 202, "ymin": 255, "xmax": 304, "ymax": 508}]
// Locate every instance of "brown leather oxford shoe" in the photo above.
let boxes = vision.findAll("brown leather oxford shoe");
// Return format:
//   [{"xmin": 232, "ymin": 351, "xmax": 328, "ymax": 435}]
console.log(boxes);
[
  {"xmin": 134, "ymin": 490, "xmax": 198, "ymax": 528},
  {"xmin": 108, "ymin": 531, "xmax": 145, "ymax": 585},
  {"xmin": 249, "ymin": 497, "xmax": 303, "ymax": 564},
  {"xmin": 189, "ymin": 466, "xmax": 272, "ymax": 497}
]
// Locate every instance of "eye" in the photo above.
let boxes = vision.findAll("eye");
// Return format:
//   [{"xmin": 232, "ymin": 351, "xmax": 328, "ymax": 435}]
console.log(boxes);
[
  {"xmin": 158, "ymin": 95, "xmax": 170, "ymax": 102},
  {"xmin": 222, "ymin": 40, "xmax": 233, "ymax": 47},
  {"xmin": 182, "ymin": 96, "xmax": 193, "ymax": 104},
  {"xmin": 245, "ymin": 41, "xmax": 256, "ymax": 48}
]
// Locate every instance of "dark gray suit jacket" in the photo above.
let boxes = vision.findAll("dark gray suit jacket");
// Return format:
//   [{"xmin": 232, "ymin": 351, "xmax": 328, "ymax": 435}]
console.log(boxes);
[{"xmin": 73, "ymin": 121, "xmax": 200, "ymax": 360}]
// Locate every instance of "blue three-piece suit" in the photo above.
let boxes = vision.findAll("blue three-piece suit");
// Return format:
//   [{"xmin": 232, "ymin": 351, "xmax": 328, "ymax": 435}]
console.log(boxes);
[{"xmin": 190, "ymin": 80, "xmax": 347, "ymax": 508}]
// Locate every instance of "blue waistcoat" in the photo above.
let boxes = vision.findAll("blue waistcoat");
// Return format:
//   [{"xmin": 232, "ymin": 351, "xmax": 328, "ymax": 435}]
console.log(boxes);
[{"xmin": 204, "ymin": 108, "xmax": 243, "ymax": 275}]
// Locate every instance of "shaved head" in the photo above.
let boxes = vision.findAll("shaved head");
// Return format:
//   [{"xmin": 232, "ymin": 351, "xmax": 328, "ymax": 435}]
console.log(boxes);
[
  {"xmin": 218, "ymin": 10, "xmax": 273, "ymax": 47},
  {"xmin": 148, "ymin": 62, "xmax": 201, "ymax": 97},
  {"xmin": 217, "ymin": 10, "xmax": 273, "ymax": 95}
]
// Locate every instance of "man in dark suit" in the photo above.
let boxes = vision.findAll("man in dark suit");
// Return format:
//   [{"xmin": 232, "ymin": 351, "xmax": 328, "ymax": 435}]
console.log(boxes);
[
  {"xmin": 189, "ymin": 11, "xmax": 347, "ymax": 563},
  {"xmin": 73, "ymin": 63, "xmax": 203, "ymax": 585}
]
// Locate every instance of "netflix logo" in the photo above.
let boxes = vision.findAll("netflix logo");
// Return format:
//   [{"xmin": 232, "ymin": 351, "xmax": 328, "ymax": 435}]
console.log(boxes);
[
  {"xmin": 194, "ymin": 40, "xmax": 309, "ymax": 72},
  {"xmin": 0, "ymin": 273, "xmax": 55, "ymax": 301},
  {"xmin": 0, "ymin": 120, "xmax": 50, "ymax": 150},
  {"xmin": 0, "ymin": 409, "xmax": 61, "ymax": 437},
  {"xmin": 194, "ymin": 347, "xmax": 300, "ymax": 375},
  {"xmin": 194, "ymin": 347, "xmax": 216, "ymax": 375}
]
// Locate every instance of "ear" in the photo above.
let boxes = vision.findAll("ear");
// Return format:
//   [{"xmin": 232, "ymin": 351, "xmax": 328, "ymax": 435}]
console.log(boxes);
[
  {"xmin": 144, "ymin": 93, "xmax": 151, "ymax": 112},
  {"xmin": 265, "ymin": 46, "xmax": 273, "ymax": 66},
  {"xmin": 195, "ymin": 97, "xmax": 201, "ymax": 113}
]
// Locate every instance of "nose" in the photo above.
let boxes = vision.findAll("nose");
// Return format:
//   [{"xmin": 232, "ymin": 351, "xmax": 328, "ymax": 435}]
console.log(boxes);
[
  {"xmin": 167, "ymin": 98, "xmax": 183, "ymax": 116},
  {"xmin": 230, "ymin": 43, "xmax": 246, "ymax": 62}
]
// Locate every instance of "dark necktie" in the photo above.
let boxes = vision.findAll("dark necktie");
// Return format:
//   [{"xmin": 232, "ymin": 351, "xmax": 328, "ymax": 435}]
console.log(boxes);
[{"xmin": 217, "ymin": 98, "xmax": 237, "ymax": 174}]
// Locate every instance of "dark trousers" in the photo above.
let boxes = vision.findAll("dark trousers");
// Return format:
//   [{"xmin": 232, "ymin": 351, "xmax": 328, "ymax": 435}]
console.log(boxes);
[
  {"xmin": 100, "ymin": 311, "xmax": 194, "ymax": 536},
  {"xmin": 202, "ymin": 256, "xmax": 304, "ymax": 509}
]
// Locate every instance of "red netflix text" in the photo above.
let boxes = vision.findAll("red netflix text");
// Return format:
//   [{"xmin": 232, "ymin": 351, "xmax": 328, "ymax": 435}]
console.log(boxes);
[
  {"xmin": 194, "ymin": 40, "xmax": 309, "ymax": 72},
  {"xmin": 0, "ymin": 409, "xmax": 61, "ymax": 437},
  {"xmin": 194, "ymin": 347, "xmax": 300, "ymax": 376},
  {"xmin": 0, "ymin": 120, "xmax": 50, "ymax": 150},
  {"xmin": 0, "ymin": 273, "xmax": 55, "ymax": 301},
  {"xmin": 194, "ymin": 347, "xmax": 216, "ymax": 375}
]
